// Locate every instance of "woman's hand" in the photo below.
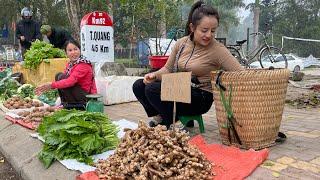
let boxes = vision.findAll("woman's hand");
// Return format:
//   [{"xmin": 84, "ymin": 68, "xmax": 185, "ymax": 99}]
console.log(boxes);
[
  {"xmin": 143, "ymin": 73, "xmax": 157, "ymax": 84},
  {"xmin": 35, "ymin": 83, "xmax": 52, "ymax": 96}
]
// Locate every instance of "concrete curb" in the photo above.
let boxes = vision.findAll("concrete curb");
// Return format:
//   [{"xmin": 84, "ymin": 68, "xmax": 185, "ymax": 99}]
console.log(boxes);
[{"xmin": 0, "ymin": 115, "xmax": 80, "ymax": 180}]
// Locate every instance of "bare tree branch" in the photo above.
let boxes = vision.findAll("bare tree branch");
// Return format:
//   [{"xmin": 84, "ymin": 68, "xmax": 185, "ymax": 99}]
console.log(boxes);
[{"xmin": 65, "ymin": 0, "xmax": 80, "ymax": 41}]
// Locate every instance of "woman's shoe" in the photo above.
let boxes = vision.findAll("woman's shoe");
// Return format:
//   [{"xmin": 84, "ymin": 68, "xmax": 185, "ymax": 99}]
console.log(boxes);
[
  {"xmin": 169, "ymin": 124, "xmax": 189, "ymax": 132},
  {"xmin": 148, "ymin": 115, "xmax": 163, "ymax": 127},
  {"xmin": 148, "ymin": 120, "xmax": 158, "ymax": 127}
]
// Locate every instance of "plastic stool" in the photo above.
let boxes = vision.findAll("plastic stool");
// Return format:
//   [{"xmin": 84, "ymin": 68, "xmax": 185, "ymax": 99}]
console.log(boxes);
[{"xmin": 179, "ymin": 115, "xmax": 205, "ymax": 133}]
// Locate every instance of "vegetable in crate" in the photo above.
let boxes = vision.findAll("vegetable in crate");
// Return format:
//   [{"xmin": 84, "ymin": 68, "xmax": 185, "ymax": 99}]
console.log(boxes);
[
  {"xmin": 37, "ymin": 109, "xmax": 119, "ymax": 168},
  {"xmin": 23, "ymin": 40, "xmax": 66, "ymax": 69}
]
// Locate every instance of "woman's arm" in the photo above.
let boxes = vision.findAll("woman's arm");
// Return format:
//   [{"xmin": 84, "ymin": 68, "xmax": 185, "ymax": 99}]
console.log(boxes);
[
  {"xmin": 35, "ymin": 64, "xmax": 90, "ymax": 95},
  {"xmin": 35, "ymin": 83, "xmax": 51, "ymax": 95},
  {"xmin": 51, "ymin": 63, "xmax": 89, "ymax": 89},
  {"xmin": 143, "ymin": 67, "xmax": 170, "ymax": 84},
  {"xmin": 153, "ymin": 66, "xmax": 170, "ymax": 80},
  {"xmin": 217, "ymin": 46, "xmax": 243, "ymax": 71}
]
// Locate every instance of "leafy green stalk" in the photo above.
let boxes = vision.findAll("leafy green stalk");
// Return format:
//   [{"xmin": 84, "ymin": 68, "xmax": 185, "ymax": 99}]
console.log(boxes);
[
  {"xmin": 37, "ymin": 109, "xmax": 119, "ymax": 168},
  {"xmin": 219, "ymin": 84, "xmax": 234, "ymax": 128},
  {"xmin": 0, "ymin": 76, "xmax": 20, "ymax": 100},
  {"xmin": 24, "ymin": 40, "xmax": 66, "ymax": 69}
]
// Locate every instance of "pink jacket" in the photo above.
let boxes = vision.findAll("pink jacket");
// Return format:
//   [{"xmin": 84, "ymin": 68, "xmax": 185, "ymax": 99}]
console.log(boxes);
[{"xmin": 51, "ymin": 62, "xmax": 97, "ymax": 94}]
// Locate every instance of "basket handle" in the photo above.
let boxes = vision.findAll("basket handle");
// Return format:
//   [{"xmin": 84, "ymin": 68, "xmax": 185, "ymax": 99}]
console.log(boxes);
[
  {"xmin": 216, "ymin": 73, "xmax": 242, "ymax": 145},
  {"xmin": 215, "ymin": 71, "xmax": 226, "ymax": 91}
]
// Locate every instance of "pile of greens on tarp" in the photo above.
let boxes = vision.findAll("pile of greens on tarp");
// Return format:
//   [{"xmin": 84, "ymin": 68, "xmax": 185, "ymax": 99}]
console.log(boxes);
[
  {"xmin": 24, "ymin": 40, "xmax": 66, "ymax": 69},
  {"xmin": 38, "ymin": 90, "xmax": 58, "ymax": 106},
  {"xmin": 17, "ymin": 84, "xmax": 35, "ymax": 98},
  {"xmin": 0, "ymin": 68, "xmax": 10, "ymax": 80},
  {"xmin": 0, "ymin": 69, "xmax": 20, "ymax": 101},
  {"xmin": 37, "ymin": 109, "xmax": 119, "ymax": 168}
]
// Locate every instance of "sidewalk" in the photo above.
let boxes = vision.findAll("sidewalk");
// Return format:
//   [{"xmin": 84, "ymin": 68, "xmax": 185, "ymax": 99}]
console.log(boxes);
[{"xmin": 0, "ymin": 102, "xmax": 319, "ymax": 180}]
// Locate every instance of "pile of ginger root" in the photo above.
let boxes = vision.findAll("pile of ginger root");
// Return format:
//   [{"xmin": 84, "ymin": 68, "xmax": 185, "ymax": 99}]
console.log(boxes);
[{"xmin": 95, "ymin": 121, "xmax": 214, "ymax": 180}]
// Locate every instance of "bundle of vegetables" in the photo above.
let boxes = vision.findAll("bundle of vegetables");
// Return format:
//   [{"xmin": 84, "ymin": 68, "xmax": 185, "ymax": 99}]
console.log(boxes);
[
  {"xmin": 18, "ymin": 107, "xmax": 57, "ymax": 123},
  {"xmin": 17, "ymin": 84, "xmax": 35, "ymax": 98},
  {"xmin": 38, "ymin": 89, "xmax": 58, "ymax": 106},
  {"xmin": 95, "ymin": 121, "xmax": 214, "ymax": 179},
  {"xmin": 0, "ymin": 68, "xmax": 10, "ymax": 80},
  {"xmin": 24, "ymin": 40, "xmax": 66, "ymax": 69},
  {"xmin": 0, "ymin": 77, "xmax": 20, "ymax": 101},
  {"xmin": 17, "ymin": 107, "xmax": 58, "ymax": 130},
  {"xmin": 37, "ymin": 109, "xmax": 119, "ymax": 168}
]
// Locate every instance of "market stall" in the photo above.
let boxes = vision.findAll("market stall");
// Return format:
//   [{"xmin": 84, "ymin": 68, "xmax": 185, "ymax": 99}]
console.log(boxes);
[{"xmin": 12, "ymin": 58, "xmax": 67, "ymax": 86}]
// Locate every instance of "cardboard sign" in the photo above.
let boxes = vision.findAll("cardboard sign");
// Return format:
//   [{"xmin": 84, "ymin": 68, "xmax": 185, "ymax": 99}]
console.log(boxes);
[
  {"xmin": 161, "ymin": 72, "xmax": 191, "ymax": 103},
  {"xmin": 80, "ymin": 11, "xmax": 114, "ymax": 63}
]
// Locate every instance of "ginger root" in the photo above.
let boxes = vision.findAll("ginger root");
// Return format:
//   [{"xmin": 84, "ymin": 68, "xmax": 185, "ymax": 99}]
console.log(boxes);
[{"xmin": 95, "ymin": 121, "xmax": 214, "ymax": 179}]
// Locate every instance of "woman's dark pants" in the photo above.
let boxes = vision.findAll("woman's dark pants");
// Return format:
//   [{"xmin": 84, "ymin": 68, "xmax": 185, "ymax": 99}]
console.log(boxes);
[
  {"xmin": 55, "ymin": 73, "xmax": 88, "ymax": 110},
  {"xmin": 132, "ymin": 79, "xmax": 213, "ymax": 129}
]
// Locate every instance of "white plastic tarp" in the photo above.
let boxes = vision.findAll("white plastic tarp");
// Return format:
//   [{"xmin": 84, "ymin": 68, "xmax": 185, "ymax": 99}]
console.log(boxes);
[{"xmin": 304, "ymin": 55, "xmax": 320, "ymax": 68}]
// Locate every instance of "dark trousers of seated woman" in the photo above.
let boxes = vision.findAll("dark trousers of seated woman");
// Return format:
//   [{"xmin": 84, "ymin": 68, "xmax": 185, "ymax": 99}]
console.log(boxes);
[
  {"xmin": 132, "ymin": 79, "xmax": 213, "ymax": 129},
  {"xmin": 55, "ymin": 73, "xmax": 88, "ymax": 110}
]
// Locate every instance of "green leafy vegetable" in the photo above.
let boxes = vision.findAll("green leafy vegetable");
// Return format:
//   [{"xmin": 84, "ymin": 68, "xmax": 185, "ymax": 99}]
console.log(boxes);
[
  {"xmin": 24, "ymin": 40, "xmax": 66, "ymax": 69},
  {"xmin": 0, "ymin": 68, "xmax": 11, "ymax": 80},
  {"xmin": 0, "ymin": 76, "xmax": 20, "ymax": 101},
  {"xmin": 38, "ymin": 90, "xmax": 58, "ymax": 106},
  {"xmin": 17, "ymin": 84, "xmax": 35, "ymax": 98},
  {"xmin": 37, "ymin": 109, "xmax": 119, "ymax": 168}
]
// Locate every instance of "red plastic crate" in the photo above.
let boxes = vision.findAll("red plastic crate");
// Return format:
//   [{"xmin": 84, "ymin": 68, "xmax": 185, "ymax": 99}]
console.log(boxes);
[{"xmin": 148, "ymin": 56, "xmax": 169, "ymax": 69}]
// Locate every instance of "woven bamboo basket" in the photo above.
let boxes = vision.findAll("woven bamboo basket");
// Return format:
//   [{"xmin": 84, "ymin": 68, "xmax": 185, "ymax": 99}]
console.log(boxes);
[{"xmin": 211, "ymin": 69, "xmax": 290, "ymax": 150}]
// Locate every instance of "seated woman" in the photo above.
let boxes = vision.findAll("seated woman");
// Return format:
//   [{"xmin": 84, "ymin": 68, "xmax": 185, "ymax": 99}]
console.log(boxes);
[
  {"xmin": 35, "ymin": 39, "xmax": 97, "ymax": 110},
  {"xmin": 132, "ymin": 1, "xmax": 243, "ymax": 129}
]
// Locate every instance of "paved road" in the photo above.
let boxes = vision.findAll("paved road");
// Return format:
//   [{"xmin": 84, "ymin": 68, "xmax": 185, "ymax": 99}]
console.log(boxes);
[{"xmin": 0, "ymin": 151, "xmax": 21, "ymax": 180}]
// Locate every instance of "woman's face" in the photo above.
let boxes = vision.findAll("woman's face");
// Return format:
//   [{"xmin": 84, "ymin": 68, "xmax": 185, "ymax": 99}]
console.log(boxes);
[
  {"xmin": 190, "ymin": 16, "xmax": 218, "ymax": 47},
  {"xmin": 65, "ymin": 43, "xmax": 80, "ymax": 62}
]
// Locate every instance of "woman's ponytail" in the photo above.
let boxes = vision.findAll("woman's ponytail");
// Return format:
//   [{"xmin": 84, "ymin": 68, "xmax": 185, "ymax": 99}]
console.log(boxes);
[
  {"xmin": 184, "ymin": 1, "xmax": 205, "ymax": 36},
  {"xmin": 184, "ymin": 1, "xmax": 220, "ymax": 40}
]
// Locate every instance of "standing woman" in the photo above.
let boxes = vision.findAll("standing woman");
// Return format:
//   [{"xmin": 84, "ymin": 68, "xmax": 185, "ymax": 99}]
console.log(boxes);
[
  {"xmin": 132, "ymin": 1, "xmax": 243, "ymax": 129},
  {"xmin": 35, "ymin": 39, "xmax": 97, "ymax": 110}
]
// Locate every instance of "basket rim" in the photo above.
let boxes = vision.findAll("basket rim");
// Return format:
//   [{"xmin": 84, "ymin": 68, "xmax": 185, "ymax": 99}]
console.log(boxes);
[{"xmin": 210, "ymin": 68, "xmax": 290, "ymax": 76}]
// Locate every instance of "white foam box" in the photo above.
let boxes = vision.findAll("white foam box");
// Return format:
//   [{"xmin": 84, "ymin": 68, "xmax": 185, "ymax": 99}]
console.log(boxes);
[{"xmin": 95, "ymin": 76, "xmax": 142, "ymax": 105}]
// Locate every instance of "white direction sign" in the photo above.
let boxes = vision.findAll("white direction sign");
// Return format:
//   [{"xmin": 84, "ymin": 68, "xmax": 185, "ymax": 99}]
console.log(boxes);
[{"xmin": 80, "ymin": 11, "xmax": 114, "ymax": 63}]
